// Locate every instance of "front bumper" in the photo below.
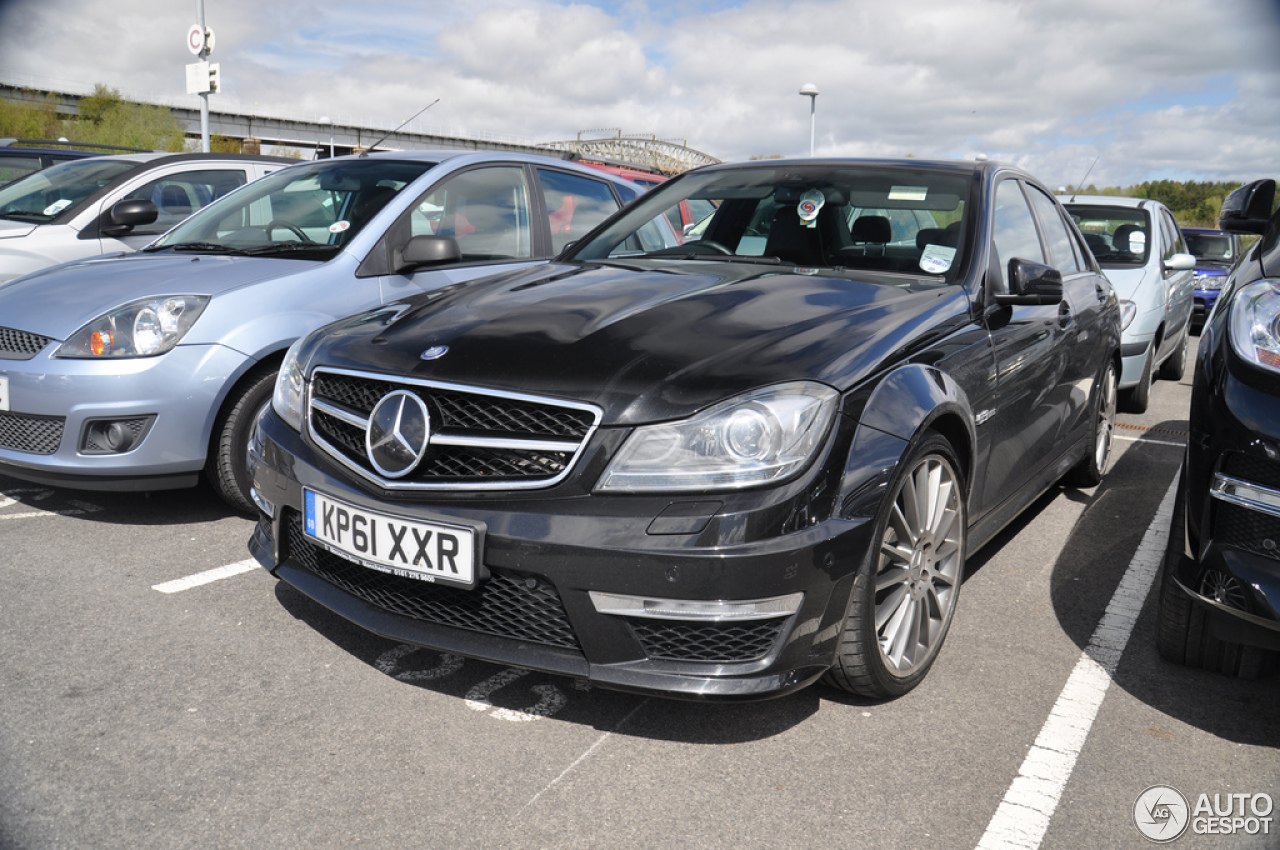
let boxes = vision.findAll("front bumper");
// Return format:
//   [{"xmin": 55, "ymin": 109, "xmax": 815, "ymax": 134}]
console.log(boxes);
[
  {"xmin": 1177, "ymin": 338, "xmax": 1280, "ymax": 650},
  {"xmin": 0, "ymin": 342, "xmax": 251, "ymax": 490},
  {"xmin": 249, "ymin": 408, "xmax": 874, "ymax": 701}
]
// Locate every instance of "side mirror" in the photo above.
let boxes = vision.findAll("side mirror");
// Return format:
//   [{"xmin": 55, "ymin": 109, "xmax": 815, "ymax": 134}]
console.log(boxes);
[
  {"xmin": 101, "ymin": 199, "xmax": 158, "ymax": 237},
  {"xmin": 997, "ymin": 258, "xmax": 1064, "ymax": 306},
  {"xmin": 1219, "ymin": 179, "xmax": 1275, "ymax": 235},
  {"xmin": 393, "ymin": 235, "xmax": 462, "ymax": 274},
  {"xmin": 1164, "ymin": 253, "xmax": 1196, "ymax": 273}
]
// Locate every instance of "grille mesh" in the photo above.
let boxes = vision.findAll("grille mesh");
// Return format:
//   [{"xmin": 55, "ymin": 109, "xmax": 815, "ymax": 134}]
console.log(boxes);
[
  {"xmin": 0, "ymin": 327, "xmax": 52, "ymax": 360},
  {"xmin": 627, "ymin": 619, "xmax": 785, "ymax": 663},
  {"xmin": 284, "ymin": 511, "xmax": 582, "ymax": 651},
  {"xmin": 1222, "ymin": 453, "xmax": 1280, "ymax": 491},
  {"xmin": 0, "ymin": 412, "xmax": 63, "ymax": 454},
  {"xmin": 1214, "ymin": 501, "xmax": 1280, "ymax": 563},
  {"xmin": 308, "ymin": 370, "xmax": 597, "ymax": 488}
]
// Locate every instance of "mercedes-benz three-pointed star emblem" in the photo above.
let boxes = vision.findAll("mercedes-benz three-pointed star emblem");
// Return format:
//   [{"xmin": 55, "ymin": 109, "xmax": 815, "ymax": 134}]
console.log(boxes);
[{"xmin": 366, "ymin": 390, "xmax": 431, "ymax": 478}]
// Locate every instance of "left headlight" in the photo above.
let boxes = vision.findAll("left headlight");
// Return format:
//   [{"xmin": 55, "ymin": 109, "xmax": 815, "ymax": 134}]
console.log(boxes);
[
  {"xmin": 272, "ymin": 336, "xmax": 308, "ymax": 432},
  {"xmin": 1228, "ymin": 280, "xmax": 1280, "ymax": 373},
  {"xmin": 55, "ymin": 295, "xmax": 209, "ymax": 358},
  {"xmin": 1118, "ymin": 299, "xmax": 1137, "ymax": 331},
  {"xmin": 595, "ymin": 381, "xmax": 839, "ymax": 493}
]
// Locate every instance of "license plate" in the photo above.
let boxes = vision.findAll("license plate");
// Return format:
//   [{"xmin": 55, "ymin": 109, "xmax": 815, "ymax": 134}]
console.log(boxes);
[
  {"xmin": 304, "ymin": 489, "xmax": 478, "ymax": 587},
  {"xmin": 0, "ymin": 375, "xmax": 8, "ymax": 411}
]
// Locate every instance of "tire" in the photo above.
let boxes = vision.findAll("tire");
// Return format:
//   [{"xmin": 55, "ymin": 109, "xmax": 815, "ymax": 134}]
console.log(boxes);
[
  {"xmin": 207, "ymin": 368, "xmax": 277, "ymax": 515},
  {"xmin": 1155, "ymin": 471, "xmax": 1278, "ymax": 678},
  {"xmin": 1063, "ymin": 359, "xmax": 1117, "ymax": 488},
  {"xmin": 824, "ymin": 433, "xmax": 966, "ymax": 698},
  {"xmin": 1119, "ymin": 344, "xmax": 1154, "ymax": 414},
  {"xmin": 1158, "ymin": 326, "xmax": 1188, "ymax": 381}
]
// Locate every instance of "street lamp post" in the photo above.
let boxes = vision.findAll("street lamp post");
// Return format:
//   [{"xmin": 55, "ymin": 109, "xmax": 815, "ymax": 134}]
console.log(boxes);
[{"xmin": 799, "ymin": 83, "xmax": 819, "ymax": 157}]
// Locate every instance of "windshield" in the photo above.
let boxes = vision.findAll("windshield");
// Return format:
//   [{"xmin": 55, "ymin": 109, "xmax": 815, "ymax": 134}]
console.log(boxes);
[
  {"xmin": 569, "ymin": 163, "xmax": 970, "ymax": 281},
  {"xmin": 149, "ymin": 158, "xmax": 437, "ymax": 259},
  {"xmin": 1184, "ymin": 231, "xmax": 1236, "ymax": 262},
  {"xmin": 0, "ymin": 157, "xmax": 141, "ymax": 223},
  {"xmin": 1065, "ymin": 205, "xmax": 1151, "ymax": 267}
]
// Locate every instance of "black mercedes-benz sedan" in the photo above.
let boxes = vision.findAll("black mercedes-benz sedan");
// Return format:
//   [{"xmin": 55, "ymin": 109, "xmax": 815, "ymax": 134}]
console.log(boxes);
[
  {"xmin": 247, "ymin": 158, "xmax": 1122, "ymax": 700},
  {"xmin": 1158, "ymin": 178, "xmax": 1280, "ymax": 677}
]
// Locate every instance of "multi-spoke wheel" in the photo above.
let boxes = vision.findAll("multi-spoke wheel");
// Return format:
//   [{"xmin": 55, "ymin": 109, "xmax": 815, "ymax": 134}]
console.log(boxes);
[
  {"xmin": 1065, "ymin": 358, "xmax": 1117, "ymax": 487},
  {"xmin": 825, "ymin": 433, "xmax": 967, "ymax": 698}
]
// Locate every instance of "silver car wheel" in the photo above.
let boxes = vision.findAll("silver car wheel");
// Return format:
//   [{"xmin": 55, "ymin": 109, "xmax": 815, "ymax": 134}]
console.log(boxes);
[
  {"xmin": 1095, "ymin": 361, "xmax": 1117, "ymax": 472},
  {"xmin": 874, "ymin": 455, "xmax": 964, "ymax": 675}
]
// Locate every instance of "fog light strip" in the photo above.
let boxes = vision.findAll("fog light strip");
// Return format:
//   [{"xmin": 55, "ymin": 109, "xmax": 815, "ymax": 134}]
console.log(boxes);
[
  {"xmin": 1211, "ymin": 473, "xmax": 1280, "ymax": 519},
  {"xmin": 588, "ymin": 590, "xmax": 803, "ymax": 622}
]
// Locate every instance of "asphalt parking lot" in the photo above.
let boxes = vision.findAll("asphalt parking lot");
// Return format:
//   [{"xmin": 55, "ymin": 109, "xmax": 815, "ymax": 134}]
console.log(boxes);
[{"xmin": 2, "ymin": 336, "xmax": 1277, "ymax": 850}]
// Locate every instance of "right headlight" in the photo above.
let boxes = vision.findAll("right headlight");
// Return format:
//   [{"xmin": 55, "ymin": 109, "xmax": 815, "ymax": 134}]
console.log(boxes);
[
  {"xmin": 272, "ymin": 337, "xmax": 308, "ymax": 432},
  {"xmin": 595, "ymin": 381, "xmax": 839, "ymax": 493},
  {"xmin": 1118, "ymin": 299, "xmax": 1137, "ymax": 331},
  {"xmin": 1228, "ymin": 280, "xmax": 1280, "ymax": 374}
]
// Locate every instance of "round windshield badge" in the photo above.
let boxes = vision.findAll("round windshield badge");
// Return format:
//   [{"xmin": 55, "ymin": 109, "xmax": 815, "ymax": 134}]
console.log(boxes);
[
  {"xmin": 366, "ymin": 390, "xmax": 430, "ymax": 478},
  {"xmin": 420, "ymin": 345, "xmax": 449, "ymax": 361}
]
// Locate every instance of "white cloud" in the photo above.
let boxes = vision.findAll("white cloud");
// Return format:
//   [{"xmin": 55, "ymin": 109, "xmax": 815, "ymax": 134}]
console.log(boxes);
[{"xmin": 2, "ymin": 0, "xmax": 1279, "ymax": 186}]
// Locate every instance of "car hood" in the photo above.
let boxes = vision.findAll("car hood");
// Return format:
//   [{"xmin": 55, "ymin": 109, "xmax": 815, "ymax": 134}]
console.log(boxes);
[
  {"xmin": 309, "ymin": 261, "xmax": 970, "ymax": 424},
  {"xmin": 1100, "ymin": 266, "xmax": 1151, "ymax": 302},
  {"xmin": 1194, "ymin": 260, "xmax": 1233, "ymax": 274},
  {"xmin": 0, "ymin": 252, "xmax": 322, "ymax": 338},
  {"xmin": 0, "ymin": 219, "xmax": 38, "ymax": 239}
]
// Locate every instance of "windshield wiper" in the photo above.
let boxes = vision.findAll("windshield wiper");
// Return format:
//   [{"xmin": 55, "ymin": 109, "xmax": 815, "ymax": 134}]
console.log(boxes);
[
  {"xmin": 0, "ymin": 211, "xmax": 48, "ymax": 221},
  {"xmin": 153, "ymin": 241, "xmax": 250, "ymax": 254},
  {"xmin": 241, "ymin": 241, "xmax": 333, "ymax": 256},
  {"xmin": 642, "ymin": 252, "xmax": 784, "ymax": 265}
]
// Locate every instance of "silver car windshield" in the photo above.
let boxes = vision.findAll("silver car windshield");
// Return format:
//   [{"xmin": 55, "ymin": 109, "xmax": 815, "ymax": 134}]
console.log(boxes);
[
  {"xmin": 0, "ymin": 158, "xmax": 141, "ymax": 224},
  {"xmin": 568, "ymin": 164, "xmax": 971, "ymax": 282},
  {"xmin": 149, "ymin": 158, "xmax": 437, "ymax": 258}
]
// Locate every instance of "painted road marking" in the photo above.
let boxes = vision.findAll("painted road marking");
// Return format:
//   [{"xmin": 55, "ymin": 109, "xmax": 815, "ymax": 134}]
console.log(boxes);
[
  {"xmin": 975, "ymin": 475, "xmax": 1177, "ymax": 849},
  {"xmin": 152, "ymin": 559, "xmax": 260, "ymax": 594}
]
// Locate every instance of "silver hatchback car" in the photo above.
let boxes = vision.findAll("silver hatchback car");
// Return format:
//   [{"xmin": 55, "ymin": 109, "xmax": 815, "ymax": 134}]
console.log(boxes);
[
  {"xmin": 0, "ymin": 150, "xmax": 654, "ymax": 511},
  {"xmin": 1063, "ymin": 195, "xmax": 1196, "ymax": 412}
]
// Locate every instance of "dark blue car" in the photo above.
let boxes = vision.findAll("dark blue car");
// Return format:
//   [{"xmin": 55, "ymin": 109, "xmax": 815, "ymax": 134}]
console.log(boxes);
[{"xmin": 1183, "ymin": 226, "xmax": 1244, "ymax": 328}]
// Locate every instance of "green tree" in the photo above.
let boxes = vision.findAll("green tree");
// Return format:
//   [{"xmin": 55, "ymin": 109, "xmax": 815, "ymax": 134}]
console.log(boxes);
[
  {"xmin": 69, "ymin": 85, "xmax": 185, "ymax": 151},
  {"xmin": 0, "ymin": 90, "xmax": 63, "ymax": 139}
]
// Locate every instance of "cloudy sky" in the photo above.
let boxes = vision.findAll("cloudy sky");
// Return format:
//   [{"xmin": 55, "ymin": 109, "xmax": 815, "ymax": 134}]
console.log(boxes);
[{"xmin": 2, "ymin": 0, "xmax": 1280, "ymax": 188}]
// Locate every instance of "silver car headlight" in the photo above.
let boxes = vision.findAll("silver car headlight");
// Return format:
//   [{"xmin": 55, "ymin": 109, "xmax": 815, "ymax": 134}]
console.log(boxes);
[
  {"xmin": 595, "ymin": 382, "xmax": 838, "ymax": 493},
  {"xmin": 56, "ymin": 295, "xmax": 209, "ymax": 358},
  {"xmin": 1118, "ymin": 299, "xmax": 1137, "ymax": 331},
  {"xmin": 272, "ymin": 337, "xmax": 308, "ymax": 432},
  {"xmin": 1229, "ymin": 280, "xmax": 1280, "ymax": 374}
]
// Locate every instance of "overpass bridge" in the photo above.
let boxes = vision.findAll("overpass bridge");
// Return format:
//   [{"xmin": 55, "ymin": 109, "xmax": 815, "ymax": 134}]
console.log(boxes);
[{"xmin": 0, "ymin": 79, "xmax": 719, "ymax": 175}]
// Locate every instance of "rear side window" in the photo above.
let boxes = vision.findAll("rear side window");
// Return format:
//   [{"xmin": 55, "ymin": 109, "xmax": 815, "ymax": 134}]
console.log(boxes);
[{"xmin": 537, "ymin": 169, "xmax": 623, "ymax": 253}]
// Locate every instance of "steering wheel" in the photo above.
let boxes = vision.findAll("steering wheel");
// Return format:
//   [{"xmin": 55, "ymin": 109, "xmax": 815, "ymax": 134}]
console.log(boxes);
[
  {"xmin": 265, "ymin": 220, "xmax": 313, "ymax": 243},
  {"xmin": 695, "ymin": 240, "xmax": 732, "ymax": 254}
]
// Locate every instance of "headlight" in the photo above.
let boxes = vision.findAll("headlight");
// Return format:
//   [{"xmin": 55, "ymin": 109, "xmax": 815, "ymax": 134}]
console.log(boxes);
[
  {"xmin": 56, "ymin": 295, "xmax": 209, "ymax": 358},
  {"xmin": 1229, "ymin": 280, "xmax": 1280, "ymax": 373},
  {"xmin": 1118, "ymin": 299, "xmax": 1137, "ymax": 331},
  {"xmin": 272, "ymin": 337, "xmax": 307, "ymax": 432},
  {"xmin": 595, "ymin": 382, "xmax": 838, "ymax": 492}
]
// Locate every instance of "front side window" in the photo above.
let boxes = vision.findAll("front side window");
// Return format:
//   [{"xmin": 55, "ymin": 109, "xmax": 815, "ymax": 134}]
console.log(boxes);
[
  {"xmin": 124, "ymin": 169, "xmax": 248, "ymax": 235},
  {"xmin": 414, "ymin": 166, "xmax": 532, "ymax": 261},
  {"xmin": 991, "ymin": 180, "xmax": 1044, "ymax": 292},
  {"xmin": 1026, "ymin": 186, "xmax": 1081, "ymax": 274}
]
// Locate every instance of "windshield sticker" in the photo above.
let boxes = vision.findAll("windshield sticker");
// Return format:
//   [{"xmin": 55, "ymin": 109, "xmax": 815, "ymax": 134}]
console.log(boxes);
[
  {"xmin": 42, "ymin": 199, "xmax": 73, "ymax": 216},
  {"xmin": 888, "ymin": 186, "xmax": 929, "ymax": 202},
  {"xmin": 919, "ymin": 244, "xmax": 956, "ymax": 274},
  {"xmin": 329, "ymin": 220, "xmax": 351, "ymax": 233},
  {"xmin": 797, "ymin": 189, "xmax": 825, "ymax": 228}
]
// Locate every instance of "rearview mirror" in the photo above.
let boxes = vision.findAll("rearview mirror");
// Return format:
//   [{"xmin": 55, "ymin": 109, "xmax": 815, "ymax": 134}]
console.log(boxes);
[
  {"xmin": 1219, "ymin": 179, "xmax": 1275, "ymax": 235},
  {"xmin": 101, "ymin": 199, "xmax": 159, "ymax": 237}
]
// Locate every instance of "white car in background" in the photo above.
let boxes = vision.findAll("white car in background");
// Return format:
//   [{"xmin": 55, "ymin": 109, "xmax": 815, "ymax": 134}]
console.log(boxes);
[
  {"xmin": 1064, "ymin": 195, "xmax": 1195, "ymax": 412},
  {"xmin": 0, "ymin": 152, "xmax": 292, "ymax": 283}
]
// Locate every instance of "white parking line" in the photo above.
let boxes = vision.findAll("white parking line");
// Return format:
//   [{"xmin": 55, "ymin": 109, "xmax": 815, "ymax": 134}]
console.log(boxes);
[
  {"xmin": 975, "ymin": 475, "xmax": 1178, "ymax": 850},
  {"xmin": 1114, "ymin": 434, "xmax": 1185, "ymax": 448},
  {"xmin": 152, "ymin": 559, "xmax": 260, "ymax": 594}
]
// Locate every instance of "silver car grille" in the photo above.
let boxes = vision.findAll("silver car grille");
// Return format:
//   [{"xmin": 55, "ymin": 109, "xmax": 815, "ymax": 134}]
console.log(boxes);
[
  {"xmin": 307, "ymin": 367, "xmax": 602, "ymax": 490},
  {"xmin": 0, "ymin": 327, "xmax": 53, "ymax": 361}
]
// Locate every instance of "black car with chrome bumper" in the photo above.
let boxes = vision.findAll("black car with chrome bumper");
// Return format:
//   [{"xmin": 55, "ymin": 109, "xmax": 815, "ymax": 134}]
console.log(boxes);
[
  {"xmin": 1158, "ymin": 179, "xmax": 1280, "ymax": 677},
  {"xmin": 249, "ymin": 158, "xmax": 1121, "ymax": 700}
]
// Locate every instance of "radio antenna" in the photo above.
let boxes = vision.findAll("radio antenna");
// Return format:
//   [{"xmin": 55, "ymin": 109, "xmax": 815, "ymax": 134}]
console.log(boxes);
[
  {"xmin": 359, "ymin": 99, "xmax": 441, "ymax": 157},
  {"xmin": 1068, "ymin": 156, "xmax": 1098, "ymax": 202}
]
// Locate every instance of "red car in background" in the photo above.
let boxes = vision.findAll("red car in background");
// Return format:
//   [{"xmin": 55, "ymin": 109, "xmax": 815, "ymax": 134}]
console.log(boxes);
[{"xmin": 583, "ymin": 162, "xmax": 714, "ymax": 237}]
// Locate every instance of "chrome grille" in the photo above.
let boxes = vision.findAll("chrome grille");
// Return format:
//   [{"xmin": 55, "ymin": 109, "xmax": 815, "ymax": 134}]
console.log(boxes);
[
  {"xmin": 307, "ymin": 367, "xmax": 601, "ymax": 490},
  {"xmin": 0, "ymin": 327, "xmax": 53, "ymax": 360},
  {"xmin": 0, "ymin": 412, "xmax": 64, "ymax": 454}
]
